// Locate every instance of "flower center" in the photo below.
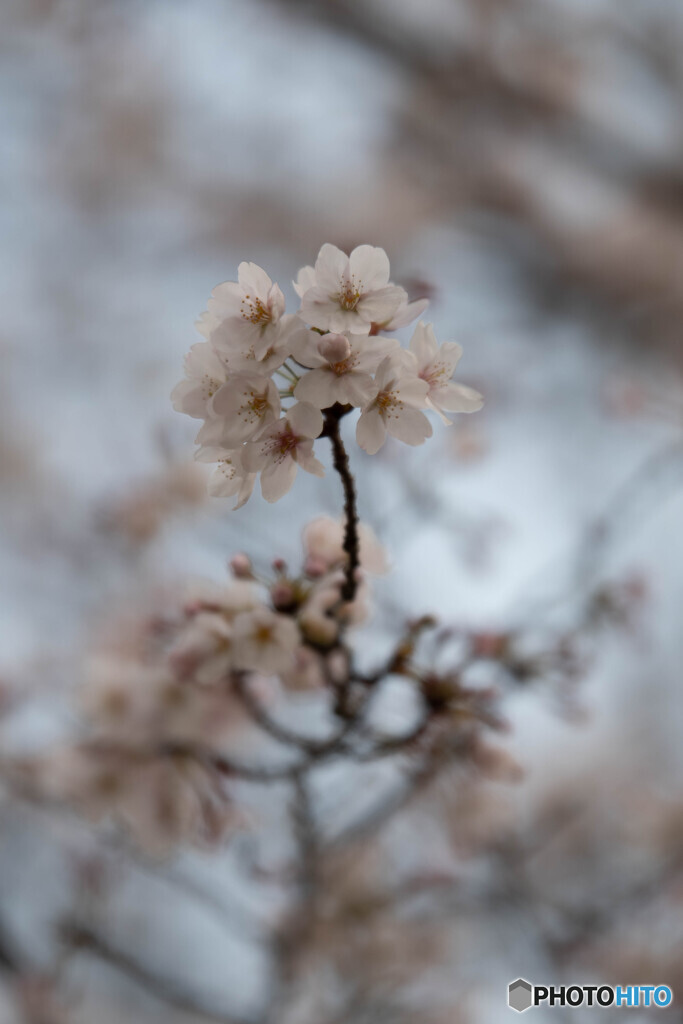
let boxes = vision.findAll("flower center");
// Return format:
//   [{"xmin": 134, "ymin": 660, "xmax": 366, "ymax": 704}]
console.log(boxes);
[
  {"xmin": 218, "ymin": 457, "xmax": 238, "ymax": 481},
  {"xmin": 330, "ymin": 354, "xmax": 358, "ymax": 376},
  {"xmin": 203, "ymin": 374, "xmax": 221, "ymax": 399},
  {"xmin": 338, "ymin": 277, "xmax": 361, "ymax": 311},
  {"xmin": 376, "ymin": 389, "xmax": 403, "ymax": 418},
  {"xmin": 254, "ymin": 625, "xmax": 274, "ymax": 644},
  {"xmin": 420, "ymin": 361, "xmax": 448, "ymax": 388},
  {"xmin": 248, "ymin": 392, "xmax": 269, "ymax": 416},
  {"xmin": 264, "ymin": 426, "xmax": 299, "ymax": 463},
  {"xmin": 240, "ymin": 295, "xmax": 272, "ymax": 326}
]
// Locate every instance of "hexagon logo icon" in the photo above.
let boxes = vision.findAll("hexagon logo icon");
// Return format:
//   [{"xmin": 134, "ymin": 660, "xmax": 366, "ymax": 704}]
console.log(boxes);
[{"xmin": 508, "ymin": 978, "xmax": 533, "ymax": 1012}]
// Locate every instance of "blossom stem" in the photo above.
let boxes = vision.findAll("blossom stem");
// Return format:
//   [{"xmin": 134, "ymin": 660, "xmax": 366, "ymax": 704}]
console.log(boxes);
[
  {"xmin": 323, "ymin": 406, "xmax": 360, "ymax": 603},
  {"xmin": 282, "ymin": 361, "xmax": 301, "ymax": 382}
]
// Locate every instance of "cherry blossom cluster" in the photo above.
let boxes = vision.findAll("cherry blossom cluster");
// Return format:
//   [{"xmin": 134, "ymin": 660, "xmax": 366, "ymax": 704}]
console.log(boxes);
[
  {"xmin": 172, "ymin": 244, "xmax": 483, "ymax": 505},
  {"xmin": 21, "ymin": 518, "xmax": 385, "ymax": 852}
]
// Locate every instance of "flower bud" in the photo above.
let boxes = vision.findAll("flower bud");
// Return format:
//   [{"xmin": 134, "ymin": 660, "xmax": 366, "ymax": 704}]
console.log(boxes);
[
  {"xmin": 318, "ymin": 333, "xmax": 351, "ymax": 365},
  {"xmin": 298, "ymin": 606, "xmax": 339, "ymax": 647},
  {"xmin": 304, "ymin": 554, "xmax": 328, "ymax": 578},
  {"xmin": 229, "ymin": 553, "xmax": 252, "ymax": 579},
  {"xmin": 271, "ymin": 581, "xmax": 296, "ymax": 612}
]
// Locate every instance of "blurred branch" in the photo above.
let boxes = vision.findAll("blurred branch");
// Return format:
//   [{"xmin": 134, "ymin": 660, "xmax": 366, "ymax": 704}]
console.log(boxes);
[
  {"xmin": 0, "ymin": 918, "xmax": 23, "ymax": 976},
  {"xmin": 61, "ymin": 920, "xmax": 259, "ymax": 1024},
  {"xmin": 328, "ymin": 736, "xmax": 470, "ymax": 850}
]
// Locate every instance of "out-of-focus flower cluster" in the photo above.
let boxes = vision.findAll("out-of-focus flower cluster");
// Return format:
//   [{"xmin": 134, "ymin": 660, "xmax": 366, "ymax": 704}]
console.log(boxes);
[
  {"xmin": 12, "ymin": 518, "xmax": 386, "ymax": 853},
  {"xmin": 172, "ymin": 244, "xmax": 483, "ymax": 505}
]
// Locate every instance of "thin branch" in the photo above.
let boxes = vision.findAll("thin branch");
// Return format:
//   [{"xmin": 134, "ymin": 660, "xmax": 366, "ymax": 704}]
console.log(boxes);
[
  {"xmin": 323, "ymin": 407, "xmax": 360, "ymax": 603},
  {"xmin": 107, "ymin": 741, "xmax": 302, "ymax": 784},
  {"xmin": 291, "ymin": 772, "xmax": 320, "ymax": 909},
  {"xmin": 0, "ymin": 918, "xmax": 24, "ymax": 976},
  {"xmin": 233, "ymin": 674, "xmax": 330, "ymax": 755},
  {"xmin": 328, "ymin": 735, "xmax": 472, "ymax": 850},
  {"xmin": 61, "ymin": 921, "xmax": 259, "ymax": 1024}
]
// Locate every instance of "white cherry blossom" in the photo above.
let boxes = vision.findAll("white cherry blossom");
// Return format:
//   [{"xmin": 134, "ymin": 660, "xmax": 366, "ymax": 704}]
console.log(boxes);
[
  {"xmin": 299, "ymin": 244, "xmax": 407, "ymax": 334},
  {"xmin": 243, "ymin": 402, "xmax": 324, "ymax": 503},
  {"xmin": 232, "ymin": 607, "xmax": 299, "ymax": 674},
  {"xmin": 292, "ymin": 332, "xmax": 396, "ymax": 409},
  {"xmin": 207, "ymin": 262, "xmax": 287, "ymax": 358},
  {"xmin": 211, "ymin": 313, "xmax": 311, "ymax": 372},
  {"xmin": 171, "ymin": 342, "xmax": 229, "ymax": 419},
  {"xmin": 172, "ymin": 247, "xmax": 485, "ymax": 506},
  {"xmin": 195, "ymin": 446, "xmax": 256, "ymax": 509},
  {"xmin": 168, "ymin": 612, "xmax": 234, "ymax": 687},
  {"xmin": 356, "ymin": 354, "xmax": 432, "ymax": 455},
  {"xmin": 196, "ymin": 375, "xmax": 280, "ymax": 447},
  {"xmin": 409, "ymin": 322, "xmax": 483, "ymax": 424}
]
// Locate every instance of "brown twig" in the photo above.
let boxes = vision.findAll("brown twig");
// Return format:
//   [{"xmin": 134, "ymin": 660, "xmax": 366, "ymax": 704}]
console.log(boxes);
[
  {"xmin": 61, "ymin": 920, "xmax": 258, "ymax": 1024},
  {"xmin": 323, "ymin": 406, "xmax": 360, "ymax": 603}
]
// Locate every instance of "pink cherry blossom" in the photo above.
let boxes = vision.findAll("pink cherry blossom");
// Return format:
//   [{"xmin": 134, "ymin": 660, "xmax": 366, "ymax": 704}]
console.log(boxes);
[
  {"xmin": 194, "ymin": 446, "xmax": 256, "ymax": 509},
  {"xmin": 409, "ymin": 322, "xmax": 483, "ymax": 424},
  {"xmin": 292, "ymin": 332, "xmax": 397, "ymax": 409},
  {"xmin": 171, "ymin": 342, "xmax": 229, "ymax": 419},
  {"xmin": 243, "ymin": 402, "xmax": 325, "ymax": 503},
  {"xmin": 196, "ymin": 375, "xmax": 280, "ymax": 447},
  {"xmin": 232, "ymin": 607, "xmax": 299, "ymax": 674},
  {"xmin": 207, "ymin": 262, "xmax": 287, "ymax": 358},
  {"xmin": 210, "ymin": 315, "xmax": 304, "ymax": 373},
  {"xmin": 299, "ymin": 244, "xmax": 407, "ymax": 334},
  {"xmin": 356, "ymin": 354, "xmax": 432, "ymax": 455}
]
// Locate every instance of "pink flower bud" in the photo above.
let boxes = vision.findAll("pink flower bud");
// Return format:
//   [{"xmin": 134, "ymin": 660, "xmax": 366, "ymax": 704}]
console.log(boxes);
[
  {"xmin": 304, "ymin": 554, "xmax": 328, "ymax": 578},
  {"xmin": 271, "ymin": 581, "xmax": 296, "ymax": 611},
  {"xmin": 229, "ymin": 553, "xmax": 252, "ymax": 579},
  {"xmin": 318, "ymin": 333, "xmax": 351, "ymax": 365}
]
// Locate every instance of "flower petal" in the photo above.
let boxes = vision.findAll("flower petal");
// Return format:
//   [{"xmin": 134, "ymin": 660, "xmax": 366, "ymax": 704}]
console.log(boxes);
[
  {"xmin": 289, "ymin": 328, "xmax": 326, "ymax": 368},
  {"xmin": 293, "ymin": 265, "xmax": 316, "ymax": 299},
  {"xmin": 336, "ymin": 372, "xmax": 375, "ymax": 407},
  {"xmin": 386, "ymin": 407, "xmax": 433, "ymax": 446},
  {"xmin": 438, "ymin": 340, "xmax": 464, "ymax": 374},
  {"xmin": 409, "ymin": 322, "xmax": 439, "ymax": 367},
  {"xmin": 260, "ymin": 457, "xmax": 297, "ymax": 502},
  {"xmin": 383, "ymin": 298, "xmax": 429, "ymax": 330},
  {"xmin": 397, "ymin": 376, "xmax": 430, "ymax": 407},
  {"xmin": 431, "ymin": 381, "xmax": 483, "ymax": 413},
  {"xmin": 294, "ymin": 369, "xmax": 338, "ymax": 409},
  {"xmin": 356, "ymin": 408, "xmax": 386, "ymax": 455},
  {"xmin": 171, "ymin": 379, "xmax": 204, "ymax": 418},
  {"xmin": 288, "ymin": 402, "xmax": 323, "ymax": 438},
  {"xmin": 314, "ymin": 244, "xmax": 347, "ymax": 293},
  {"xmin": 237, "ymin": 262, "xmax": 273, "ymax": 299},
  {"xmin": 207, "ymin": 281, "xmax": 243, "ymax": 320},
  {"xmin": 296, "ymin": 442, "xmax": 326, "ymax": 477},
  {"xmin": 349, "ymin": 245, "xmax": 390, "ymax": 290},
  {"xmin": 357, "ymin": 286, "xmax": 405, "ymax": 325},
  {"xmin": 300, "ymin": 289, "xmax": 349, "ymax": 332}
]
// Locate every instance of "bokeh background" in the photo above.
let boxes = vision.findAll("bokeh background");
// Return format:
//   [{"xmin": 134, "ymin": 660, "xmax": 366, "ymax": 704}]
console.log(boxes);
[{"xmin": 3, "ymin": 0, "xmax": 683, "ymax": 1021}]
